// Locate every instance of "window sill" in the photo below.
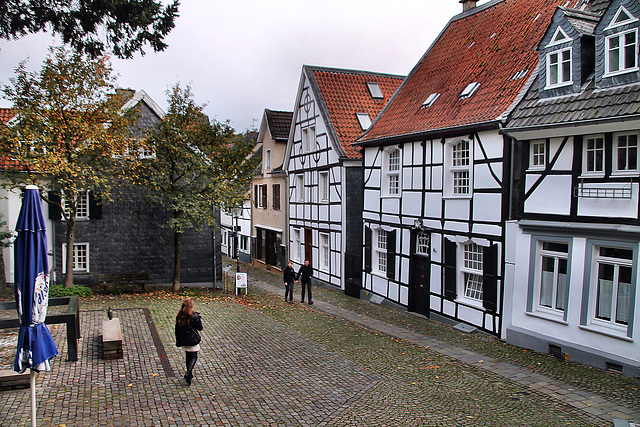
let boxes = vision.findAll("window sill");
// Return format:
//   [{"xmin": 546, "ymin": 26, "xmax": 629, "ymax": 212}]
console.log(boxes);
[
  {"xmin": 380, "ymin": 194, "xmax": 401, "ymax": 199},
  {"xmin": 610, "ymin": 171, "xmax": 639, "ymax": 178},
  {"xmin": 544, "ymin": 81, "xmax": 573, "ymax": 90},
  {"xmin": 443, "ymin": 194, "xmax": 472, "ymax": 200},
  {"xmin": 527, "ymin": 166, "xmax": 545, "ymax": 172},
  {"xmin": 578, "ymin": 173, "xmax": 605, "ymax": 179},
  {"xmin": 454, "ymin": 298, "xmax": 484, "ymax": 311},
  {"xmin": 578, "ymin": 323, "xmax": 632, "ymax": 341},
  {"xmin": 604, "ymin": 67, "xmax": 639, "ymax": 78},
  {"xmin": 525, "ymin": 310, "xmax": 568, "ymax": 325}
]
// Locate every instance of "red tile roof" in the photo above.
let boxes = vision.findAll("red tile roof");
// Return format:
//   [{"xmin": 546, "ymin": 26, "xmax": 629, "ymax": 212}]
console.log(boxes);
[
  {"xmin": 358, "ymin": 0, "xmax": 577, "ymax": 145},
  {"xmin": 308, "ymin": 67, "xmax": 404, "ymax": 158},
  {"xmin": 0, "ymin": 108, "xmax": 15, "ymax": 125}
]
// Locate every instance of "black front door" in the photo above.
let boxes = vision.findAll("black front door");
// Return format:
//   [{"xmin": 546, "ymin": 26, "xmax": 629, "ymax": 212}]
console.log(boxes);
[{"xmin": 409, "ymin": 230, "xmax": 431, "ymax": 316}]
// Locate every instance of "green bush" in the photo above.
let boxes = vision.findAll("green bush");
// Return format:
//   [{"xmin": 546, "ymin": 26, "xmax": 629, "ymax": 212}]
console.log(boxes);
[{"xmin": 49, "ymin": 284, "xmax": 93, "ymax": 298}]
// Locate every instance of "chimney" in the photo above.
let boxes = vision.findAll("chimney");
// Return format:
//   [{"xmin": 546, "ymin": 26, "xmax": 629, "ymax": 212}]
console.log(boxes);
[{"xmin": 460, "ymin": 0, "xmax": 477, "ymax": 11}]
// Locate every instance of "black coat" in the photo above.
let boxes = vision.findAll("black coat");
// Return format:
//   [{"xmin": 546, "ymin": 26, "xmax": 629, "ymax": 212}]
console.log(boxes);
[
  {"xmin": 297, "ymin": 264, "xmax": 313, "ymax": 282},
  {"xmin": 283, "ymin": 265, "xmax": 296, "ymax": 285},
  {"xmin": 175, "ymin": 312, "xmax": 203, "ymax": 347}
]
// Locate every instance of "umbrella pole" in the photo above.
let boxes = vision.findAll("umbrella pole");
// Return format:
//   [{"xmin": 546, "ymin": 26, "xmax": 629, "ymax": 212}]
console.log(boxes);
[{"xmin": 30, "ymin": 369, "xmax": 37, "ymax": 427}]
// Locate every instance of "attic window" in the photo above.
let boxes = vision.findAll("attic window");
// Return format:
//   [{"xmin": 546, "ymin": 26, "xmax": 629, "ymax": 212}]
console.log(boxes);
[
  {"xmin": 511, "ymin": 70, "xmax": 528, "ymax": 80},
  {"xmin": 459, "ymin": 82, "xmax": 480, "ymax": 99},
  {"xmin": 366, "ymin": 82, "xmax": 384, "ymax": 99},
  {"xmin": 608, "ymin": 6, "xmax": 637, "ymax": 29},
  {"xmin": 548, "ymin": 27, "xmax": 571, "ymax": 47},
  {"xmin": 422, "ymin": 93, "xmax": 440, "ymax": 108},
  {"xmin": 356, "ymin": 113, "xmax": 372, "ymax": 130}
]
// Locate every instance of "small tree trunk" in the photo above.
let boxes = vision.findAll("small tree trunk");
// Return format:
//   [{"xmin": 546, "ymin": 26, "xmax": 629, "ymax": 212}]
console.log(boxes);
[
  {"xmin": 172, "ymin": 230, "xmax": 181, "ymax": 292},
  {"xmin": 0, "ymin": 248, "xmax": 6, "ymax": 289},
  {"xmin": 63, "ymin": 217, "xmax": 76, "ymax": 288}
]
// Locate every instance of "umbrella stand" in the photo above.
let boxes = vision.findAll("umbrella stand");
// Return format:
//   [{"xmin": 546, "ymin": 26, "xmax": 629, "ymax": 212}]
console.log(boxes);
[{"xmin": 30, "ymin": 369, "xmax": 36, "ymax": 427}]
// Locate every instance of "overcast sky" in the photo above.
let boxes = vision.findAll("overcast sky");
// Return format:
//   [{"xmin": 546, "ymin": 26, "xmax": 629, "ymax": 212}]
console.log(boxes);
[{"xmin": 0, "ymin": 1, "xmax": 486, "ymax": 132}]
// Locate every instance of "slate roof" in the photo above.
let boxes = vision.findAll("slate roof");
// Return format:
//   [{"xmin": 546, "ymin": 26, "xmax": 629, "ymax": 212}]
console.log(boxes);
[
  {"xmin": 265, "ymin": 109, "xmax": 293, "ymax": 141},
  {"xmin": 561, "ymin": 7, "xmax": 600, "ymax": 35},
  {"xmin": 357, "ymin": 0, "xmax": 576, "ymax": 146},
  {"xmin": 306, "ymin": 66, "xmax": 404, "ymax": 158}
]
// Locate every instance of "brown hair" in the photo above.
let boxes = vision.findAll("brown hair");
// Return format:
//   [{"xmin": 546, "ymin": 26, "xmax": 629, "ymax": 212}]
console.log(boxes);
[{"xmin": 176, "ymin": 297, "xmax": 194, "ymax": 327}]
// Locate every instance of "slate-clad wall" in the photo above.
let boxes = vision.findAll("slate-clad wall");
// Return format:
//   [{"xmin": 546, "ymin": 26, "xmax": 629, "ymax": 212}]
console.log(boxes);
[{"xmin": 52, "ymin": 185, "xmax": 219, "ymax": 286}]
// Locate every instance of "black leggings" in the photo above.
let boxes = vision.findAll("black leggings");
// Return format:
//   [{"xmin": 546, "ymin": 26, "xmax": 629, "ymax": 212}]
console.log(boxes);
[{"xmin": 185, "ymin": 351, "xmax": 198, "ymax": 378}]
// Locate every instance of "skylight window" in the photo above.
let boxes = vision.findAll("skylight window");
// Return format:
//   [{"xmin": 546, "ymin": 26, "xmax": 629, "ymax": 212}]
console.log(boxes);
[
  {"xmin": 422, "ymin": 93, "xmax": 440, "ymax": 108},
  {"xmin": 460, "ymin": 82, "xmax": 480, "ymax": 99},
  {"xmin": 356, "ymin": 113, "xmax": 372, "ymax": 130},
  {"xmin": 366, "ymin": 82, "xmax": 384, "ymax": 99},
  {"xmin": 511, "ymin": 70, "xmax": 528, "ymax": 80}
]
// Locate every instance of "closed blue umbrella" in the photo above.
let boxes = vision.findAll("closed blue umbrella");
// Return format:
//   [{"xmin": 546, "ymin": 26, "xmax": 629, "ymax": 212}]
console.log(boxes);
[{"xmin": 14, "ymin": 185, "xmax": 58, "ymax": 427}]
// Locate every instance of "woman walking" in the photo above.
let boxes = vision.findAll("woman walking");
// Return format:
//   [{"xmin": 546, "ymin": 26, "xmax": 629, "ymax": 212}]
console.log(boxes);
[{"xmin": 175, "ymin": 298, "xmax": 203, "ymax": 385}]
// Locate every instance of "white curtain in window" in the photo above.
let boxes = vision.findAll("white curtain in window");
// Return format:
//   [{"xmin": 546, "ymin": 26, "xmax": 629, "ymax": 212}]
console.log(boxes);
[{"xmin": 597, "ymin": 279, "xmax": 613, "ymax": 320}]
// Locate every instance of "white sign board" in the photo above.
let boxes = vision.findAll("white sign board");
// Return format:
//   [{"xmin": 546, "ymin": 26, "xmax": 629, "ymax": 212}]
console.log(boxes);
[{"xmin": 235, "ymin": 273, "xmax": 247, "ymax": 295}]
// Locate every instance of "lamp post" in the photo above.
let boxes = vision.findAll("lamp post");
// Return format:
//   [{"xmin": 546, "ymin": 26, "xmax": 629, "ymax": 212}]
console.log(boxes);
[{"xmin": 233, "ymin": 205, "xmax": 241, "ymax": 273}]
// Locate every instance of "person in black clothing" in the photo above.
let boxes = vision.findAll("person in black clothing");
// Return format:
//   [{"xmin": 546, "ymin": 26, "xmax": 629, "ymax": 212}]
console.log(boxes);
[
  {"xmin": 297, "ymin": 259, "xmax": 313, "ymax": 304},
  {"xmin": 175, "ymin": 297, "xmax": 203, "ymax": 386},
  {"xmin": 283, "ymin": 260, "xmax": 296, "ymax": 302}
]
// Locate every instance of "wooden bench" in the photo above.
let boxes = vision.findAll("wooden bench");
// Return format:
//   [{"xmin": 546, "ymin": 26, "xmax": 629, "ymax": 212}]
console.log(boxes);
[
  {"xmin": 102, "ymin": 317, "xmax": 123, "ymax": 360},
  {"xmin": 0, "ymin": 296, "xmax": 80, "ymax": 362},
  {"xmin": 98, "ymin": 272, "xmax": 149, "ymax": 293}
]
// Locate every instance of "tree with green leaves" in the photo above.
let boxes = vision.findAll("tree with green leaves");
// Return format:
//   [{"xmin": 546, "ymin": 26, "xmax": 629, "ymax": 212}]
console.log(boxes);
[
  {"xmin": 0, "ymin": 0, "xmax": 179, "ymax": 59},
  {"xmin": 139, "ymin": 84, "xmax": 256, "ymax": 291},
  {"xmin": 0, "ymin": 46, "xmax": 140, "ymax": 288}
]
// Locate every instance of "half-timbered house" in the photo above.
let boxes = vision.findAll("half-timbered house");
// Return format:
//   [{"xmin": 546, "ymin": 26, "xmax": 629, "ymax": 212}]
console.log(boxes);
[
  {"xmin": 355, "ymin": 0, "xmax": 568, "ymax": 336},
  {"xmin": 284, "ymin": 66, "xmax": 403, "ymax": 295},
  {"xmin": 503, "ymin": 0, "xmax": 640, "ymax": 376}
]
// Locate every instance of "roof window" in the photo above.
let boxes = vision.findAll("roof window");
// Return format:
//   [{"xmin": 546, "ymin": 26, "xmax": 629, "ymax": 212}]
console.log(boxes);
[
  {"xmin": 510, "ymin": 70, "xmax": 528, "ymax": 80},
  {"xmin": 459, "ymin": 82, "xmax": 480, "ymax": 99},
  {"xmin": 422, "ymin": 93, "xmax": 440, "ymax": 108},
  {"xmin": 366, "ymin": 82, "xmax": 384, "ymax": 99},
  {"xmin": 356, "ymin": 113, "xmax": 372, "ymax": 130}
]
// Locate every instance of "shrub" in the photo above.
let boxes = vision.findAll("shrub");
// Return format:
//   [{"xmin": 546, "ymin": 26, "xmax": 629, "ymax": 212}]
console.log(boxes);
[{"xmin": 49, "ymin": 284, "xmax": 93, "ymax": 298}]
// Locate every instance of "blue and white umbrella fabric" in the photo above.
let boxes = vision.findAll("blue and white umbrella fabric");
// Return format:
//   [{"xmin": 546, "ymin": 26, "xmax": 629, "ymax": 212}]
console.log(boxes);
[{"xmin": 14, "ymin": 185, "xmax": 58, "ymax": 374}]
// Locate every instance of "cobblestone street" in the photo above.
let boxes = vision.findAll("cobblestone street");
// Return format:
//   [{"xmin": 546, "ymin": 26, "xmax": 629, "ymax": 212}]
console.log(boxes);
[{"xmin": 0, "ymin": 263, "xmax": 638, "ymax": 426}]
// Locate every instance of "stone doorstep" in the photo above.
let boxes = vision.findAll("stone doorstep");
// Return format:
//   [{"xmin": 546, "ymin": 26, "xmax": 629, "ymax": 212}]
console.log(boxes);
[{"xmin": 0, "ymin": 369, "xmax": 30, "ymax": 391}]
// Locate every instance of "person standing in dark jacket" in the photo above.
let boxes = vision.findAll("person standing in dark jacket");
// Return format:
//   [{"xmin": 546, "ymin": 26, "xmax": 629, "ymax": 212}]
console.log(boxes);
[
  {"xmin": 283, "ymin": 260, "xmax": 296, "ymax": 303},
  {"xmin": 175, "ymin": 298, "xmax": 203, "ymax": 385},
  {"xmin": 297, "ymin": 259, "xmax": 313, "ymax": 304}
]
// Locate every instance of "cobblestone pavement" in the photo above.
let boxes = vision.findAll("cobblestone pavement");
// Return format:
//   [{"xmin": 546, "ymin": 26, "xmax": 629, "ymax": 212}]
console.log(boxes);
[{"xmin": 0, "ymin": 262, "xmax": 638, "ymax": 426}]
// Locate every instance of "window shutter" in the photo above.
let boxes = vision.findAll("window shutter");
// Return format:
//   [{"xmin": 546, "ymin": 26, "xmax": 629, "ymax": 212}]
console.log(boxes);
[
  {"xmin": 387, "ymin": 229, "xmax": 396, "ymax": 280},
  {"xmin": 273, "ymin": 184, "xmax": 280, "ymax": 210},
  {"xmin": 444, "ymin": 239, "xmax": 457, "ymax": 299},
  {"xmin": 254, "ymin": 185, "xmax": 258, "ymax": 208},
  {"xmin": 48, "ymin": 191, "xmax": 62, "ymax": 220},
  {"xmin": 261, "ymin": 185, "xmax": 267, "ymax": 209},
  {"xmin": 364, "ymin": 226, "xmax": 372, "ymax": 273},
  {"xmin": 482, "ymin": 244, "xmax": 499, "ymax": 313},
  {"xmin": 88, "ymin": 192, "xmax": 102, "ymax": 220}
]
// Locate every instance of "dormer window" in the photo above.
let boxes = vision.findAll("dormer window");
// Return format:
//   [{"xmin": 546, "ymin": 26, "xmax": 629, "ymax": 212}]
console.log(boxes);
[
  {"xmin": 608, "ymin": 6, "xmax": 637, "ymax": 29},
  {"xmin": 549, "ymin": 27, "xmax": 570, "ymax": 46},
  {"xmin": 605, "ymin": 29, "xmax": 638, "ymax": 76},
  {"xmin": 422, "ymin": 93, "xmax": 440, "ymax": 108},
  {"xmin": 366, "ymin": 82, "xmax": 383, "ymax": 99},
  {"xmin": 546, "ymin": 48, "xmax": 572, "ymax": 88},
  {"xmin": 459, "ymin": 82, "xmax": 480, "ymax": 99},
  {"xmin": 356, "ymin": 113, "xmax": 372, "ymax": 130}
]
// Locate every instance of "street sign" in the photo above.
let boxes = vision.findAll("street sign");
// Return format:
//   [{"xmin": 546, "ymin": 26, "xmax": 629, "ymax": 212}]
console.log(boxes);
[{"xmin": 235, "ymin": 273, "xmax": 247, "ymax": 295}]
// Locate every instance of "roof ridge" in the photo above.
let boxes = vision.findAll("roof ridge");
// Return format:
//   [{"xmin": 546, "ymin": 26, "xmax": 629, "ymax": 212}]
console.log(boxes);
[{"xmin": 304, "ymin": 65, "xmax": 404, "ymax": 80}]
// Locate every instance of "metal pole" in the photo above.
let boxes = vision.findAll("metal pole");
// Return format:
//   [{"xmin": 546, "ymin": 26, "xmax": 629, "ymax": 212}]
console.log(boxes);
[{"xmin": 236, "ymin": 210, "xmax": 240, "ymax": 273}]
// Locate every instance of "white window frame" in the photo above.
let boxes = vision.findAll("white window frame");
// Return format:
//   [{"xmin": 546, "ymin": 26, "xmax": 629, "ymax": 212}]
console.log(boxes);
[
  {"xmin": 613, "ymin": 132, "xmax": 639, "ymax": 176},
  {"xmin": 62, "ymin": 242, "xmax": 90, "ymax": 273},
  {"xmin": 586, "ymin": 244, "xmax": 635, "ymax": 337},
  {"xmin": 445, "ymin": 139, "xmax": 472, "ymax": 198},
  {"xmin": 319, "ymin": 171, "xmax": 329, "ymax": 203},
  {"xmin": 302, "ymin": 126, "xmax": 316, "ymax": 154},
  {"xmin": 374, "ymin": 229, "xmax": 388, "ymax": 275},
  {"xmin": 583, "ymin": 135, "xmax": 605, "ymax": 176},
  {"xmin": 240, "ymin": 235, "xmax": 249, "ymax": 252},
  {"xmin": 257, "ymin": 184, "xmax": 267, "ymax": 209},
  {"xmin": 531, "ymin": 240, "xmax": 569, "ymax": 320},
  {"xmin": 356, "ymin": 113, "xmax": 372, "ymax": 130},
  {"xmin": 265, "ymin": 149, "xmax": 271, "ymax": 170},
  {"xmin": 292, "ymin": 229, "xmax": 301, "ymax": 262},
  {"xmin": 605, "ymin": 28, "xmax": 639, "ymax": 77},
  {"xmin": 382, "ymin": 147, "xmax": 401, "ymax": 197},
  {"xmin": 319, "ymin": 232, "xmax": 330, "ymax": 272},
  {"xmin": 296, "ymin": 174, "xmax": 305, "ymax": 202},
  {"xmin": 530, "ymin": 140, "xmax": 546, "ymax": 170},
  {"xmin": 63, "ymin": 191, "xmax": 89, "ymax": 220},
  {"xmin": 459, "ymin": 242, "xmax": 483, "ymax": 305},
  {"xmin": 546, "ymin": 48, "xmax": 572, "ymax": 88}
]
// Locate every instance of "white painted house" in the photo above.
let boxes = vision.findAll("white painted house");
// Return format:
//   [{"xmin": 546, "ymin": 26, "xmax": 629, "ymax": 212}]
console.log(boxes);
[
  {"xmin": 503, "ymin": 0, "xmax": 640, "ymax": 376},
  {"xmin": 355, "ymin": 0, "xmax": 566, "ymax": 336},
  {"xmin": 284, "ymin": 66, "xmax": 403, "ymax": 295}
]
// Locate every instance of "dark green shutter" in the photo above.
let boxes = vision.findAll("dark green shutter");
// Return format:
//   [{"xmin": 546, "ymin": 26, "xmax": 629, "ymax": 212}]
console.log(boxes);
[
  {"xmin": 482, "ymin": 244, "xmax": 499, "ymax": 313},
  {"xmin": 48, "ymin": 191, "xmax": 61, "ymax": 220},
  {"xmin": 88, "ymin": 192, "xmax": 102, "ymax": 220},
  {"xmin": 444, "ymin": 239, "xmax": 457, "ymax": 299},
  {"xmin": 364, "ymin": 226, "xmax": 372, "ymax": 273},
  {"xmin": 387, "ymin": 230, "xmax": 396, "ymax": 280}
]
